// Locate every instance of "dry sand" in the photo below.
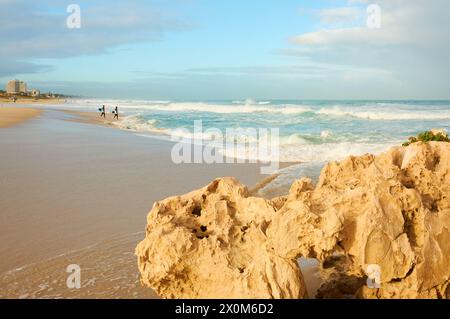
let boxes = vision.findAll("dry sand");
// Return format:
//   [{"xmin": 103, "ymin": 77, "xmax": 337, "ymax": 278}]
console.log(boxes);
[{"xmin": 0, "ymin": 107, "xmax": 42, "ymax": 128}]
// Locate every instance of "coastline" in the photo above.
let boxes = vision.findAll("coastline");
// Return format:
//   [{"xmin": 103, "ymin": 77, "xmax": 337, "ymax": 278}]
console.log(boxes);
[
  {"xmin": 0, "ymin": 107, "xmax": 277, "ymax": 298},
  {"xmin": 62, "ymin": 109, "xmax": 302, "ymax": 196}
]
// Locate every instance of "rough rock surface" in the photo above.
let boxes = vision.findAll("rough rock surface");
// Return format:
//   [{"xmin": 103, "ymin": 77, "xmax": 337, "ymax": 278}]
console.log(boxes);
[
  {"xmin": 136, "ymin": 142, "xmax": 450, "ymax": 299},
  {"xmin": 135, "ymin": 178, "xmax": 307, "ymax": 298}
]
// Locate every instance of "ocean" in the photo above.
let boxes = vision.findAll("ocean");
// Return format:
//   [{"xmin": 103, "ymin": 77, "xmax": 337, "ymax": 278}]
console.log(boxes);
[{"xmin": 66, "ymin": 99, "xmax": 450, "ymax": 164}]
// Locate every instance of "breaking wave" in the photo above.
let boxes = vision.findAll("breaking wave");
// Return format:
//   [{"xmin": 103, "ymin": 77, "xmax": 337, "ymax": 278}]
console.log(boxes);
[{"xmin": 65, "ymin": 99, "xmax": 450, "ymax": 164}]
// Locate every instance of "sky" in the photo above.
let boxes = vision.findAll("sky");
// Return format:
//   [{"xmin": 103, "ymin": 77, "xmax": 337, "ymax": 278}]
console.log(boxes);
[{"xmin": 1, "ymin": 0, "xmax": 449, "ymax": 100}]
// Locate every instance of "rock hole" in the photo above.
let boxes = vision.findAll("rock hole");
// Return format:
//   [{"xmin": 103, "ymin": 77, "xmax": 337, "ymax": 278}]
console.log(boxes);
[
  {"xmin": 322, "ymin": 255, "xmax": 346, "ymax": 269},
  {"xmin": 200, "ymin": 225, "xmax": 207, "ymax": 232},
  {"xmin": 431, "ymin": 202, "xmax": 439, "ymax": 213},
  {"xmin": 390, "ymin": 265, "xmax": 415, "ymax": 283},
  {"xmin": 402, "ymin": 179, "xmax": 415, "ymax": 189},
  {"xmin": 422, "ymin": 194, "xmax": 439, "ymax": 213},
  {"xmin": 192, "ymin": 206, "xmax": 202, "ymax": 217}
]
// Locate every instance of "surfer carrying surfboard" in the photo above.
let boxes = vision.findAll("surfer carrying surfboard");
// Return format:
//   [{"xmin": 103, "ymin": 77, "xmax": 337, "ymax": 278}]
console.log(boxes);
[{"xmin": 99, "ymin": 105, "xmax": 106, "ymax": 118}]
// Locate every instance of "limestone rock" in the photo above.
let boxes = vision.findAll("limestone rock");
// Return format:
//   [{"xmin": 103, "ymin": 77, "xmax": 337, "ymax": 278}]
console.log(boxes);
[
  {"xmin": 282, "ymin": 142, "xmax": 449, "ymax": 298},
  {"xmin": 136, "ymin": 142, "xmax": 450, "ymax": 299},
  {"xmin": 135, "ymin": 177, "xmax": 308, "ymax": 299}
]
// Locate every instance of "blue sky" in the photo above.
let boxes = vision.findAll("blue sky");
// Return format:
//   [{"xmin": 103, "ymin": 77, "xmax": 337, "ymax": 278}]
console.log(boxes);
[{"xmin": 1, "ymin": 0, "xmax": 449, "ymax": 100}]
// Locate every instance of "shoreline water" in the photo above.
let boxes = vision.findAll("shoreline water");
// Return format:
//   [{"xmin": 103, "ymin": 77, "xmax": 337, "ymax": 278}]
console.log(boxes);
[{"xmin": 61, "ymin": 108, "xmax": 304, "ymax": 196}]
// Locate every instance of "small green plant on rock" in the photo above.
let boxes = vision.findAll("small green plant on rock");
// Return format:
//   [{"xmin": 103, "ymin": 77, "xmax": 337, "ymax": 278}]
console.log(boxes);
[{"xmin": 402, "ymin": 130, "xmax": 450, "ymax": 147}]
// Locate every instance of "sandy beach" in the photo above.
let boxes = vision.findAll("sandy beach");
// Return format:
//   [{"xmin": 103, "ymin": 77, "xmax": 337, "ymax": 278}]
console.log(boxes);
[
  {"xmin": 0, "ymin": 107, "xmax": 281, "ymax": 298},
  {"xmin": 0, "ymin": 107, "xmax": 42, "ymax": 128},
  {"xmin": 0, "ymin": 97, "xmax": 65, "ymax": 105}
]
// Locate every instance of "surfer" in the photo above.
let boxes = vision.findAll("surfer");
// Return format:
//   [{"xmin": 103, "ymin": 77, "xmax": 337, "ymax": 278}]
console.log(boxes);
[{"xmin": 99, "ymin": 105, "xmax": 106, "ymax": 118}]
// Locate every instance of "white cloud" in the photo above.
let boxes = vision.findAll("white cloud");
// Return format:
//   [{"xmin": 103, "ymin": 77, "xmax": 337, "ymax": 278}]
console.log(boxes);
[
  {"xmin": 319, "ymin": 7, "xmax": 361, "ymax": 26},
  {"xmin": 347, "ymin": 0, "xmax": 369, "ymax": 4},
  {"xmin": 291, "ymin": 27, "xmax": 404, "ymax": 46},
  {"xmin": 285, "ymin": 0, "xmax": 450, "ymax": 98},
  {"xmin": 292, "ymin": 1, "xmax": 429, "ymax": 47},
  {"xmin": 0, "ymin": 0, "xmax": 194, "ymax": 77}
]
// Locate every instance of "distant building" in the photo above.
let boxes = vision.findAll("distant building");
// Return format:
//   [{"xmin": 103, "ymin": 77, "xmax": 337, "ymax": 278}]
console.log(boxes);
[
  {"xmin": 6, "ymin": 79, "xmax": 28, "ymax": 94},
  {"xmin": 19, "ymin": 81, "xmax": 27, "ymax": 93},
  {"xmin": 31, "ymin": 89, "xmax": 40, "ymax": 97},
  {"xmin": 6, "ymin": 80, "xmax": 19, "ymax": 94}
]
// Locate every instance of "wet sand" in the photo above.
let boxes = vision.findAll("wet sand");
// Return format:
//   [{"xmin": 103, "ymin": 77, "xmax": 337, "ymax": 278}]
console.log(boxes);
[
  {"xmin": 0, "ymin": 107, "xmax": 42, "ymax": 128},
  {"xmin": 62, "ymin": 109, "xmax": 120, "ymax": 127},
  {"xmin": 0, "ymin": 109, "xmax": 272, "ymax": 298}
]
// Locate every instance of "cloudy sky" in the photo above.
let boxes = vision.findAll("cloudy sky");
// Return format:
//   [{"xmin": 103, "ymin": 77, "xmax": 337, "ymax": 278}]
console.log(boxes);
[{"xmin": 1, "ymin": 0, "xmax": 449, "ymax": 100}]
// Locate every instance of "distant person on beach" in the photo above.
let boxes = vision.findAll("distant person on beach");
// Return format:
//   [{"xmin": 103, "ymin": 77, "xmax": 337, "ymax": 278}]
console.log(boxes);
[
  {"xmin": 113, "ymin": 106, "xmax": 119, "ymax": 120},
  {"xmin": 100, "ymin": 105, "xmax": 106, "ymax": 118}
]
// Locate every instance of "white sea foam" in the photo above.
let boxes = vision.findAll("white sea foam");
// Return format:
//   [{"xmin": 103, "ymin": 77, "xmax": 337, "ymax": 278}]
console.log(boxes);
[
  {"xmin": 148, "ymin": 102, "xmax": 311, "ymax": 115},
  {"xmin": 62, "ymin": 99, "xmax": 448, "ymax": 166},
  {"xmin": 67, "ymin": 99, "xmax": 450, "ymax": 120},
  {"xmin": 317, "ymin": 106, "xmax": 450, "ymax": 120},
  {"xmin": 232, "ymin": 99, "xmax": 271, "ymax": 105},
  {"xmin": 111, "ymin": 114, "xmax": 164, "ymax": 133},
  {"xmin": 113, "ymin": 112, "xmax": 399, "ymax": 163},
  {"xmin": 321, "ymin": 130, "xmax": 332, "ymax": 138},
  {"xmin": 67, "ymin": 99, "xmax": 313, "ymax": 115}
]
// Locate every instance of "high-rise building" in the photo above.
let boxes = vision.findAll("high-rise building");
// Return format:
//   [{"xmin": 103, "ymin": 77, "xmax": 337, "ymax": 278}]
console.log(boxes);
[
  {"xmin": 19, "ymin": 81, "xmax": 27, "ymax": 93},
  {"xmin": 6, "ymin": 80, "xmax": 28, "ymax": 94},
  {"xmin": 6, "ymin": 80, "xmax": 19, "ymax": 94}
]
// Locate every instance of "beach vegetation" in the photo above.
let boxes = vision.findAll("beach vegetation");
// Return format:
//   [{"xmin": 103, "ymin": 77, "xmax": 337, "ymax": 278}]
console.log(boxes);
[{"xmin": 402, "ymin": 130, "xmax": 450, "ymax": 146}]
